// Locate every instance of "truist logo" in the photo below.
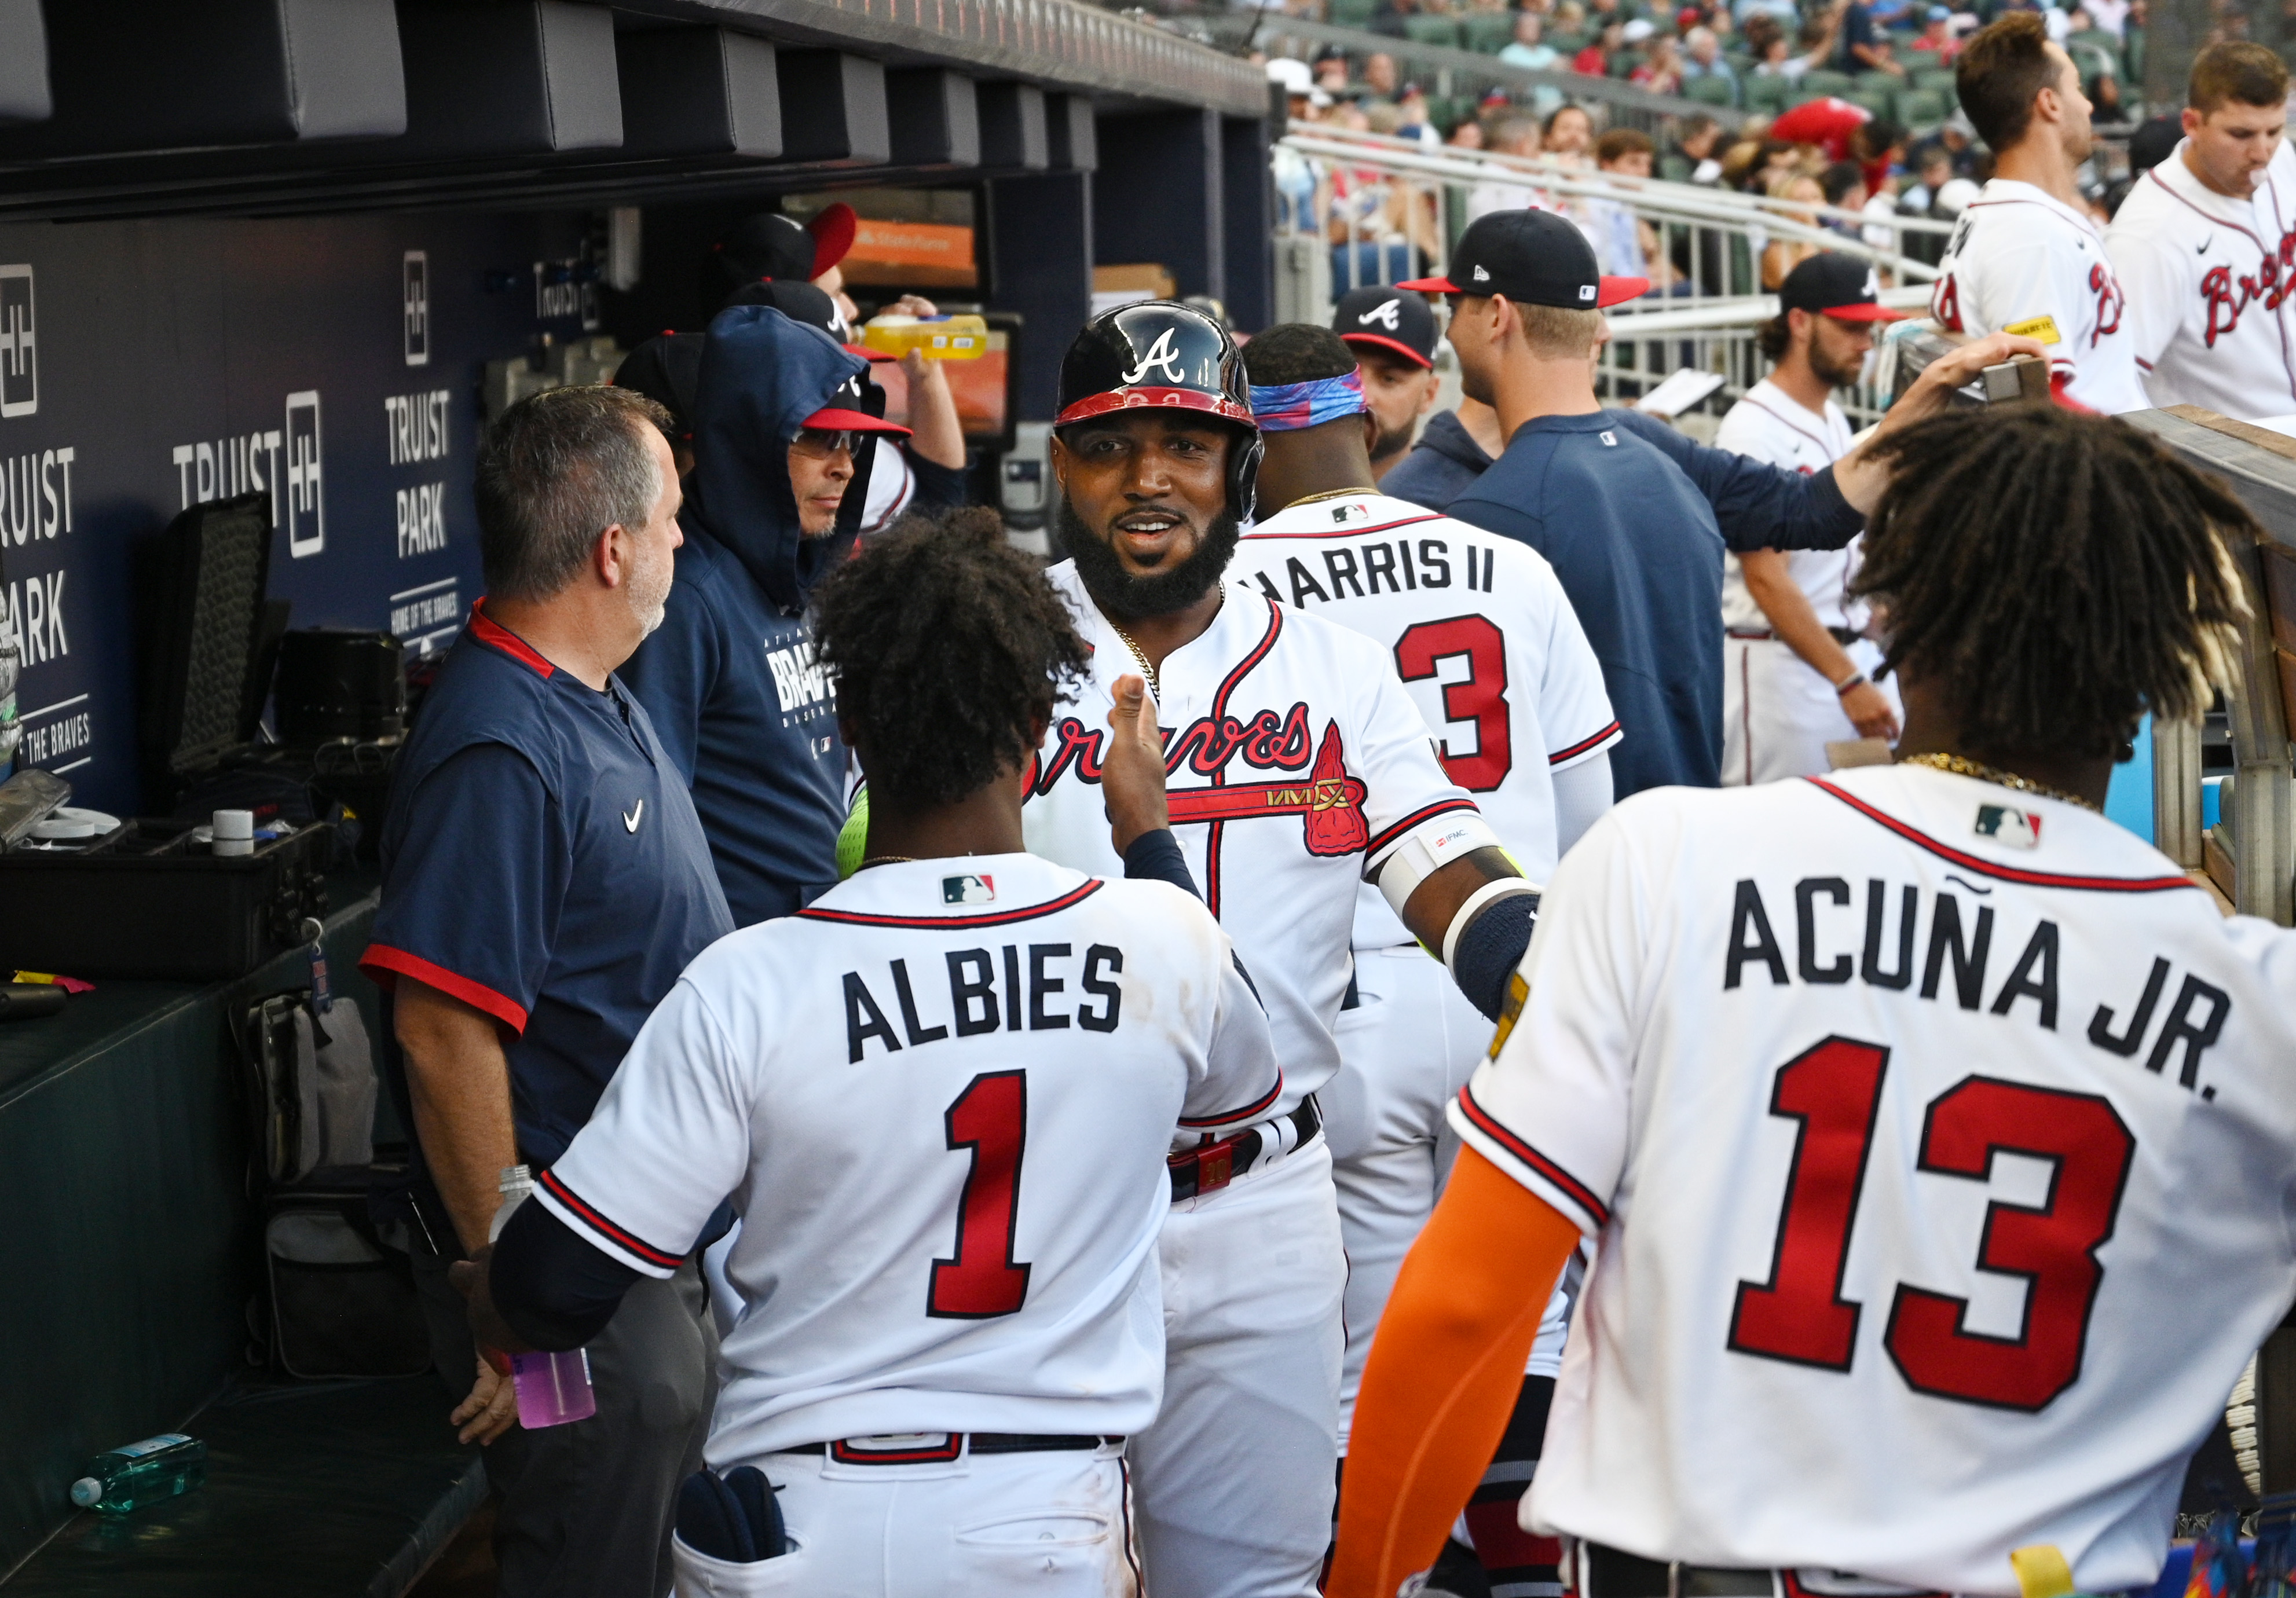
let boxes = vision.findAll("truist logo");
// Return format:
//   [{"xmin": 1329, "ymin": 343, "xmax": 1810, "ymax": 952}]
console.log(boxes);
[
  {"xmin": 1119, "ymin": 327, "xmax": 1187, "ymax": 386},
  {"xmin": 0, "ymin": 266, "xmax": 33, "ymax": 419},
  {"xmin": 2199, "ymin": 228, "xmax": 2296, "ymax": 347},
  {"xmin": 284, "ymin": 392, "xmax": 325, "ymax": 557},
  {"xmin": 404, "ymin": 250, "xmax": 430, "ymax": 366}
]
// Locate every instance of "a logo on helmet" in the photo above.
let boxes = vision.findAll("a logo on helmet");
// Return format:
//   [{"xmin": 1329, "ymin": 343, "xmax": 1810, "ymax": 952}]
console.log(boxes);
[
  {"xmin": 1120, "ymin": 327, "xmax": 1189, "ymax": 386},
  {"xmin": 1359, "ymin": 298, "xmax": 1402, "ymax": 330}
]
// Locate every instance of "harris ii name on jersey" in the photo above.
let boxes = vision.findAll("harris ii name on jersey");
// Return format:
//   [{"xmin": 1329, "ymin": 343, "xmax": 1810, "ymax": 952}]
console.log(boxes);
[
  {"xmin": 841, "ymin": 940, "xmax": 1126, "ymax": 1062},
  {"xmin": 1721, "ymin": 873, "xmax": 2228, "ymax": 1097},
  {"xmin": 1242, "ymin": 530, "xmax": 1501, "ymax": 610}
]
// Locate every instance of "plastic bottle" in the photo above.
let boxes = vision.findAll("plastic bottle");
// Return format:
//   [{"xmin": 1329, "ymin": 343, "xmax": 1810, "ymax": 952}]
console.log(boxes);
[
  {"xmin": 68, "ymin": 1433, "xmax": 207, "ymax": 1514},
  {"xmin": 857, "ymin": 313, "xmax": 988, "ymax": 360},
  {"xmin": 490, "ymin": 1165, "xmax": 599, "ymax": 1428}
]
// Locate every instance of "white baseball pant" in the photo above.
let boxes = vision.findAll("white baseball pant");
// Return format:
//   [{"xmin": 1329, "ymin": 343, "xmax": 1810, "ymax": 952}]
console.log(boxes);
[
  {"xmin": 1722, "ymin": 636, "xmax": 1899, "ymax": 787},
  {"xmin": 1131, "ymin": 1135, "xmax": 1348, "ymax": 1598},
  {"xmin": 673, "ymin": 1439, "xmax": 1137, "ymax": 1597}
]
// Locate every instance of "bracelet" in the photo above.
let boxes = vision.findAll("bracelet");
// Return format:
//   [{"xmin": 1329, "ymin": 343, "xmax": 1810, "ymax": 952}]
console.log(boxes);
[{"xmin": 1833, "ymin": 671, "xmax": 1868, "ymax": 696}]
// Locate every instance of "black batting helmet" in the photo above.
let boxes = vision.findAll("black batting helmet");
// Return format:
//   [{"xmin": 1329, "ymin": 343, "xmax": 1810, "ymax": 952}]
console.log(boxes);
[{"xmin": 1055, "ymin": 301, "xmax": 1262, "ymax": 520}]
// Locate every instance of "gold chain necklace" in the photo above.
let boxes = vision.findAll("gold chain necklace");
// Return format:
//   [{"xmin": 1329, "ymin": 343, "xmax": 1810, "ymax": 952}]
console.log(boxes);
[
  {"xmin": 1107, "ymin": 583, "xmax": 1224, "ymax": 702},
  {"xmin": 858, "ymin": 855, "xmax": 916, "ymax": 870},
  {"xmin": 1900, "ymin": 752, "xmax": 2100, "ymax": 813},
  {"xmin": 1280, "ymin": 486, "xmax": 1374, "ymax": 512}
]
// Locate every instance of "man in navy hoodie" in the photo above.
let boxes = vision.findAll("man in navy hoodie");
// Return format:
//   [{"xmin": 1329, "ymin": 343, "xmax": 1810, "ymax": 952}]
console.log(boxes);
[{"xmin": 621, "ymin": 302, "xmax": 912, "ymax": 925}]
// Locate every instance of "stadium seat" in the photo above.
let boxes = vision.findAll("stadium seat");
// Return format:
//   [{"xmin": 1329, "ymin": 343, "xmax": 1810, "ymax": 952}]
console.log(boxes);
[
  {"xmin": 1848, "ymin": 86, "xmax": 1895, "ymax": 116},
  {"xmin": 1741, "ymin": 72, "xmax": 1790, "ymax": 112},
  {"xmin": 1892, "ymin": 85, "xmax": 1947, "ymax": 125},
  {"xmin": 1462, "ymin": 12, "xmax": 1519, "ymax": 53},
  {"xmin": 1686, "ymin": 72, "xmax": 1740, "ymax": 107},
  {"xmin": 1546, "ymin": 27, "xmax": 1588, "ymax": 54},
  {"xmin": 1405, "ymin": 14, "xmax": 1464, "ymax": 48},
  {"xmin": 1328, "ymin": 0, "xmax": 1379, "ymax": 24},
  {"xmin": 1913, "ymin": 65, "xmax": 1958, "ymax": 92},
  {"xmin": 1800, "ymin": 68, "xmax": 1855, "ymax": 96},
  {"xmin": 1661, "ymin": 152, "xmax": 1694, "ymax": 181}
]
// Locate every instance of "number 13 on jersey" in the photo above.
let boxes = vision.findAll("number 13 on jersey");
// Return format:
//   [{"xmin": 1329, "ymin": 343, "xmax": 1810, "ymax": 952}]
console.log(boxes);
[{"xmin": 1727, "ymin": 1036, "xmax": 2136, "ymax": 1412}]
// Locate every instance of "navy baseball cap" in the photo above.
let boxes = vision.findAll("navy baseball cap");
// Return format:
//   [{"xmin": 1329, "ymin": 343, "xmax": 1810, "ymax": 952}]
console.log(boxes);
[
  {"xmin": 1333, "ymin": 285, "xmax": 1440, "ymax": 368},
  {"xmin": 1779, "ymin": 252, "xmax": 1906, "ymax": 322},
  {"xmin": 1399, "ymin": 209, "xmax": 1649, "ymax": 309}
]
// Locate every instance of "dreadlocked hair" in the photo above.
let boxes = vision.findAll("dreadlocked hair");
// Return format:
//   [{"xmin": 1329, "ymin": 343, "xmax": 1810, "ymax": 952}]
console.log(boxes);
[
  {"xmin": 1852, "ymin": 407, "xmax": 2251, "ymax": 760},
  {"xmin": 811, "ymin": 507, "xmax": 1091, "ymax": 808}
]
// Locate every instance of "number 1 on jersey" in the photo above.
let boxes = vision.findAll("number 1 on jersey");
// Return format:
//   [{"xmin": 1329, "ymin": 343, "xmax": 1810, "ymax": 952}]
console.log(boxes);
[{"xmin": 928, "ymin": 1071, "xmax": 1033, "ymax": 1319}]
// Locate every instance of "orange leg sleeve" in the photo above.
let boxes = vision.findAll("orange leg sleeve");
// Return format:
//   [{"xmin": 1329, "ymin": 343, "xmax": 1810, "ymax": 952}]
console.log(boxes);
[{"xmin": 1328, "ymin": 1146, "xmax": 1585, "ymax": 1598}]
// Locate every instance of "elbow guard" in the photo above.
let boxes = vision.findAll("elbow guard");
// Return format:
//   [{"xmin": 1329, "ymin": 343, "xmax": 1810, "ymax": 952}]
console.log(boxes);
[{"xmin": 1447, "ymin": 882, "xmax": 1540, "ymax": 1023}]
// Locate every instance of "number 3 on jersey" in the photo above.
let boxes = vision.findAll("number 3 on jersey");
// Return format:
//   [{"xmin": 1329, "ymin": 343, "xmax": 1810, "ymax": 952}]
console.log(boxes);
[
  {"xmin": 928, "ymin": 1071, "xmax": 1033, "ymax": 1318},
  {"xmin": 1395, "ymin": 616, "xmax": 1511, "ymax": 789},
  {"xmin": 1727, "ymin": 1036, "xmax": 2135, "ymax": 1411}
]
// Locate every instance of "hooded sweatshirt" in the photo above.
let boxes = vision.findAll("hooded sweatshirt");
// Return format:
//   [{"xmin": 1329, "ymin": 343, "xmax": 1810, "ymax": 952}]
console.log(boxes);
[
  {"xmin": 621, "ymin": 305, "xmax": 882, "ymax": 926},
  {"xmin": 1377, "ymin": 408, "xmax": 1493, "ymax": 514}
]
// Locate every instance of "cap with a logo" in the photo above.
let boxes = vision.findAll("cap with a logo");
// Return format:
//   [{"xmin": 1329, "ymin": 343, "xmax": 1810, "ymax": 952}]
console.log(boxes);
[
  {"xmin": 714, "ymin": 203, "xmax": 859, "ymax": 287},
  {"xmin": 1778, "ymin": 251, "xmax": 1906, "ymax": 322},
  {"xmin": 1333, "ymin": 285, "xmax": 1439, "ymax": 369},
  {"xmin": 710, "ymin": 285, "xmax": 911, "ymax": 438},
  {"xmin": 1400, "ymin": 209, "xmax": 1649, "ymax": 309}
]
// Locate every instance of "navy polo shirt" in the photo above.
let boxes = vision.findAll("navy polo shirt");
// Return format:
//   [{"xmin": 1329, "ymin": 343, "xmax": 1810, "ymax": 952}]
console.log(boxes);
[
  {"xmin": 1448, "ymin": 409, "xmax": 1861, "ymax": 797},
  {"xmin": 362, "ymin": 602, "xmax": 734, "ymax": 1170}
]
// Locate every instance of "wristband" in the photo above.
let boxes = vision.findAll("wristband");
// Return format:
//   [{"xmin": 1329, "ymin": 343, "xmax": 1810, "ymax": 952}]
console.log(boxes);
[
  {"xmin": 1833, "ymin": 671, "xmax": 1868, "ymax": 696},
  {"xmin": 1375, "ymin": 811, "xmax": 1502, "ymax": 919},
  {"xmin": 1441, "ymin": 878, "xmax": 1542, "ymax": 972}
]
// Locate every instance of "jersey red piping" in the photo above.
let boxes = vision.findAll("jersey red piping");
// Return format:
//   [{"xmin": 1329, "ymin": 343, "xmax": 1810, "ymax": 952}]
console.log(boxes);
[
  {"xmin": 467, "ymin": 600, "xmax": 556, "ymax": 679},
  {"xmin": 1550, "ymin": 721, "xmax": 1623, "ymax": 765},
  {"xmin": 1239, "ymin": 512, "xmax": 1444, "ymax": 542},
  {"xmin": 1805, "ymin": 778, "xmax": 2198, "ymax": 892},
  {"xmin": 1456, "ymin": 1082, "xmax": 1610, "ymax": 1227},
  {"xmin": 539, "ymin": 1167, "xmax": 684, "ymax": 1270},
  {"xmin": 1202, "ymin": 603, "xmax": 1286, "ymax": 919},
  {"xmin": 795, "ymin": 879, "xmax": 1105, "ymax": 928},
  {"xmin": 358, "ymin": 944, "xmax": 530, "ymax": 1033},
  {"xmin": 1367, "ymin": 796, "xmax": 1481, "ymax": 858},
  {"xmin": 1178, "ymin": 1073, "xmax": 1285, "ymax": 1128},
  {"xmin": 2136, "ymin": 163, "xmax": 2296, "ymax": 404}
]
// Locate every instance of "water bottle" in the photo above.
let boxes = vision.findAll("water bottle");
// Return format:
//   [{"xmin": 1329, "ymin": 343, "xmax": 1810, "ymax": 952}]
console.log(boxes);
[
  {"xmin": 68, "ymin": 1433, "xmax": 206, "ymax": 1514},
  {"xmin": 490, "ymin": 1165, "xmax": 599, "ymax": 1428}
]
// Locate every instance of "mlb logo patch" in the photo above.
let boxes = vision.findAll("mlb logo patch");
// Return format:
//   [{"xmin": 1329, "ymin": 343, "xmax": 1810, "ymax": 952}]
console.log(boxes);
[
  {"xmin": 943, "ymin": 874, "xmax": 995, "ymax": 904},
  {"xmin": 1975, "ymin": 804, "xmax": 2041, "ymax": 849},
  {"xmin": 1330, "ymin": 502, "xmax": 1369, "ymax": 524}
]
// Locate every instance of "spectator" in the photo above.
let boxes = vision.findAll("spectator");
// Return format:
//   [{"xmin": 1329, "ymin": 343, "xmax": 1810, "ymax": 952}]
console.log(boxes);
[
  {"xmin": 1449, "ymin": 116, "xmax": 1488, "ymax": 148},
  {"xmin": 1365, "ymin": 50, "xmax": 1402, "ymax": 101},
  {"xmin": 1631, "ymin": 35, "xmax": 1686, "ymax": 91},
  {"xmin": 364, "ymin": 384, "xmax": 731, "ymax": 1596},
  {"xmin": 1680, "ymin": 26, "xmax": 1740, "ymax": 94},
  {"xmin": 1499, "ymin": 12, "xmax": 1562, "ymax": 68},
  {"xmin": 1396, "ymin": 84, "xmax": 1443, "ymax": 145},
  {"xmin": 1762, "ymin": 171, "xmax": 1828, "ymax": 287},
  {"xmin": 1587, "ymin": 127, "xmax": 1658, "ymax": 276},
  {"xmin": 1838, "ymin": 0, "xmax": 1908, "ymax": 75},
  {"xmin": 1819, "ymin": 157, "xmax": 1869, "ymax": 220},
  {"xmin": 1467, "ymin": 114, "xmax": 1551, "ymax": 218},
  {"xmin": 2087, "ymin": 0, "xmax": 2129, "ymax": 34},
  {"xmin": 1671, "ymin": 112, "xmax": 1727, "ymax": 181},
  {"xmin": 1908, "ymin": 108, "xmax": 1982, "ymax": 177},
  {"xmin": 1735, "ymin": 0, "xmax": 1799, "ymax": 27},
  {"xmin": 1575, "ymin": 20, "xmax": 1625, "ymax": 73},
  {"xmin": 1316, "ymin": 44, "xmax": 1352, "ymax": 91},
  {"xmin": 1909, "ymin": 5, "xmax": 1961, "ymax": 60},
  {"xmin": 1773, "ymin": 101, "xmax": 1906, "ymax": 199},
  {"xmin": 1368, "ymin": 0, "xmax": 1416, "ymax": 36},
  {"xmin": 1544, "ymin": 101, "xmax": 1595, "ymax": 161}
]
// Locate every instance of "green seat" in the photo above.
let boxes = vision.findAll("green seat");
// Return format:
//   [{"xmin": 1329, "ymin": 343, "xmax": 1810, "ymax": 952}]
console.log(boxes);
[
  {"xmin": 1610, "ymin": 46, "xmax": 1643, "ymax": 77},
  {"xmin": 1404, "ymin": 14, "xmax": 1464, "ymax": 47},
  {"xmin": 1723, "ymin": 49, "xmax": 1756, "ymax": 73},
  {"xmin": 1685, "ymin": 71, "xmax": 1739, "ymax": 106},
  {"xmin": 1660, "ymin": 151, "xmax": 1694, "ymax": 181},
  {"xmin": 1847, "ymin": 86, "xmax": 1895, "ymax": 116},
  {"xmin": 1742, "ymin": 71, "xmax": 1790, "ymax": 112},
  {"xmin": 1912, "ymin": 64, "xmax": 1958, "ymax": 91},
  {"xmin": 1461, "ymin": 12, "xmax": 1519, "ymax": 53},
  {"xmin": 1892, "ymin": 85, "xmax": 1947, "ymax": 125},
  {"xmin": 1800, "ymin": 67, "xmax": 1855, "ymax": 95},
  {"xmin": 1546, "ymin": 27, "xmax": 1588, "ymax": 54},
  {"xmin": 1328, "ymin": 0, "xmax": 1378, "ymax": 23}
]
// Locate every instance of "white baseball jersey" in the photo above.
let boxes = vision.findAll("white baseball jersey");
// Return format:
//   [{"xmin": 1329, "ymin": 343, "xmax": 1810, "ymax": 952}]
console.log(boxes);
[
  {"xmin": 1023, "ymin": 565, "xmax": 1480, "ymax": 1099},
  {"xmin": 1932, "ymin": 179, "xmax": 2152, "ymax": 414},
  {"xmin": 1226, "ymin": 493, "xmax": 1619, "ymax": 948},
  {"xmin": 2107, "ymin": 138, "xmax": 2296, "ymax": 420},
  {"xmin": 533, "ymin": 853, "xmax": 1280, "ymax": 1465},
  {"xmin": 1455, "ymin": 763, "xmax": 2296, "ymax": 1594},
  {"xmin": 1714, "ymin": 380, "xmax": 1866, "ymax": 635}
]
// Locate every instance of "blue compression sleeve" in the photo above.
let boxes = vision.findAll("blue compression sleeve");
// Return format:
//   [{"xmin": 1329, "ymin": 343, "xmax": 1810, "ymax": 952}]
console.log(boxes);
[
  {"xmin": 1452, "ymin": 892, "xmax": 1540, "ymax": 1022},
  {"xmin": 1125, "ymin": 828, "xmax": 1202, "ymax": 899},
  {"xmin": 490, "ymin": 1193, "xmax": 643, "ymax": 1351}
]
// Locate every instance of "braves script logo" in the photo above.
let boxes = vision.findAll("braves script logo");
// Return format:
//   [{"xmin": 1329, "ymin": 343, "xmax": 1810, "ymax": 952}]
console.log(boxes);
[
  {"xmin": 2199, "ymin": 226, "xmax": 2296, "ymax": 347},
  {"xmin": 1119, "ymin": 328, "xmax": 1187, "ymax": 386},
  {"xmin": 2087, "ymin": 262, "xmax": 2124, "ymax": 343},
  {"xmin": 1030, "ymin": 702, "xmax": 1369, "ymax": 856},
  {"xmin": 1358, "ymin": 298, "xmax": 1402, "ymax": 330}
]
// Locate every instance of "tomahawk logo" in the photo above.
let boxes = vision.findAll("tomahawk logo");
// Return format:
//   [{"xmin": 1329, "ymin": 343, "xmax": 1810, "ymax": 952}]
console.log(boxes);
[
  {"xmin": 1862, "ymin": 267, "xmax": 1881, "ymax": 300},
  {"xmin": 283, "ymin": 391, "xmax": 325, "ymax": 558},
  {"xmin": 403, "ymin": 251, "xmax": 429, "ymax": 367},
  {"xmin": 1358, "ymin": 298, "xmax": 1402, "ymax": 330},
  {"xmin": 1119, "ymin": 327, "xmax": 1187, "ymax": 385},
  {"xmin": 0, "ymin": 266, "xmax": 33, "ymax": 419}
]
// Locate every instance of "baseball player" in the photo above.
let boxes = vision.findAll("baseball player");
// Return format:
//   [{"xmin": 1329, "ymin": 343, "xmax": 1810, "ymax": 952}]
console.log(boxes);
[
  {"xmin": 1228, "ymin": 321, "xmax": 1619, "ymax": 1598},
  {"xmin": 1026, "ymin": 301, "xmax": 1546, "ymax": 1598},
  {"xmin": 1719, "ymin": 253, "xmax": 1905, "ymax": 785},
  {"xmin": 1332, "ymin": 405, "xmax": 2295, "ymax": 1598},
  {"xmin": 2105, "ymin": 42, "xmax": 2296, "ymax": 419},
  {"xmin": 1332, "ymin": 285, "xmax": 1442, "ymax": 483},
  {"xmin": 462, "ymin": 517, "xmax": 1282, "ymax": 1598},
  {"xmin": 1931, "ymin": 13, "xmax": 2150, "ymax": 413}
]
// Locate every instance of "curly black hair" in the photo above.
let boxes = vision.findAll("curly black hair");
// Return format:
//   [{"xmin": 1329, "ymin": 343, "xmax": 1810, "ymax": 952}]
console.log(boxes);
[
  {"xmin": 1852, "ymin": 408, "xmax": 2249, "ymax": 760},
  {"xmin": 810, "ymin": 508, "xmax": 1092, "ymax": 807}
]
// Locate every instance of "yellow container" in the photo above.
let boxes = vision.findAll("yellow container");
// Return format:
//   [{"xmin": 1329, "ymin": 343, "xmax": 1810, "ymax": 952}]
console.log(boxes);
[{"xmin": 858, "ymin": 314, "xmax": 989, "ymax": 360}]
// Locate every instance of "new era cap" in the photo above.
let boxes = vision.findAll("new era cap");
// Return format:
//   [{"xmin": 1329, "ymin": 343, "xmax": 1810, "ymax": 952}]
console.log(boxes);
[
  {"xmin": 1333, "ymin": 285, "xmax": 1440, "ymax": 368},
  {"xmin": 1398, "ymin": 210, "xmax": 1649, "ymax": 309},
  {"xmin": 1778, "ymin": 251, "xmax": 1906, "ymax": 322}
]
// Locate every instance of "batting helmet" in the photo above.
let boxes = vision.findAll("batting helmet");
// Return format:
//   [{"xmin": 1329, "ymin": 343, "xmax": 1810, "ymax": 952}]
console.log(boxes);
[{"xmin": 1054, "ymin": 300, "xmax": 1262, "ymax": 520}]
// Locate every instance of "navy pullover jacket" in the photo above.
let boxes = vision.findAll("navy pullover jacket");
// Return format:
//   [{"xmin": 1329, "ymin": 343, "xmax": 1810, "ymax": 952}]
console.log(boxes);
[{"xmin": 621, "ymin": 306, "xmax": 882, "ymax": 926}]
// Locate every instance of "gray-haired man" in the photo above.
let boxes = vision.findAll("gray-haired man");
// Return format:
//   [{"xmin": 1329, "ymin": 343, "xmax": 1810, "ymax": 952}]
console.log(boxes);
[{"xmin": 361, "ymin": 384, "xmax": 733, "ymax": 1597}]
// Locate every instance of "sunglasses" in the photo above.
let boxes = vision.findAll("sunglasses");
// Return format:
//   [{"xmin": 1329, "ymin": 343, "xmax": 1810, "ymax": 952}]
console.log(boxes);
[{"xmin": 790, "ymin": 428, "xmax": 865, "ymax": 459}]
